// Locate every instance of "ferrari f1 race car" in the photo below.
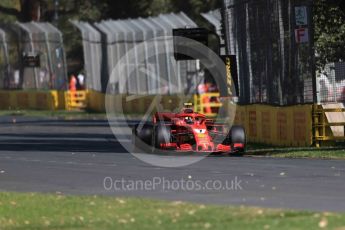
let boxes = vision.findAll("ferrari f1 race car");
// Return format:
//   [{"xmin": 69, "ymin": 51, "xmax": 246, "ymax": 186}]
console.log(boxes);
[{"xmin": 132, "ymin": 104, "xmax": 246, "ymax": 155}]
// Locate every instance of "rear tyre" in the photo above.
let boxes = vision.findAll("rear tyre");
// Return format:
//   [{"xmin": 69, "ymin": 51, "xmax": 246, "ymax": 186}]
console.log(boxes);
[{"xmin": 132, "ymin": 124, "xmax": 153, "ymax": 152}]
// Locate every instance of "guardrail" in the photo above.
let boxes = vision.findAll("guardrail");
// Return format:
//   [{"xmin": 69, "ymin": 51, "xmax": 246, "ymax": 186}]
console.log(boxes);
[
  {"xmin": 65, "ymin": 91, "xmax": 88, "ymax": 110},
  {"xmin": 194, "ymin": 93, "xmax": 222, "ymax": 117},
  {"xmin": 313, "ymin": 105, "xmax": 345, "ymax": 147}
]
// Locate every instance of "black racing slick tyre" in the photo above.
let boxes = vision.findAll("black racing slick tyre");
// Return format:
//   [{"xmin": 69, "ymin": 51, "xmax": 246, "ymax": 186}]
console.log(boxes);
[
  {"xmin": 230, "ymin": 125, "xmax": 246, "ymax": 156},
  {"xmin": 132, "ymin": 124, "xmax": 153, "ymax": 152},
  {"xmin": 153, "ymin": 125, "xmax": 172, "ymax": 149}
]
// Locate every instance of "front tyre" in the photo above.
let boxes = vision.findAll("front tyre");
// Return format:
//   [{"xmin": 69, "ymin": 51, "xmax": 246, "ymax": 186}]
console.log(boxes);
[
  {"xmin": 153, "ymin": 125, "xmax": 172, "ymax": 150},
  {"xmin": 230, "ymin": 125, "xmax": 246, "ymax": 156}
]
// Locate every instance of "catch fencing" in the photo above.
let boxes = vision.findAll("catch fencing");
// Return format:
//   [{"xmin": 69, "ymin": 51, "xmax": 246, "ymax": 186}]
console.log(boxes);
[
  {"xmin": 72, "ymin": 12, "xmax": 200, "ymax": 94},
  {"xmin": 222, "ymin": 0, "xmax": 315, "ymax": 105},
  {"xmin": 201, "ymin": 9, "xmax": 226, "ymax": 56},
  {"xmin": 0, "ymin": 22, "xmax": 67, "ymax": 90},
  {"xmin": 318, "ymin": 62, "xmax": 345, "ymax": 104}
]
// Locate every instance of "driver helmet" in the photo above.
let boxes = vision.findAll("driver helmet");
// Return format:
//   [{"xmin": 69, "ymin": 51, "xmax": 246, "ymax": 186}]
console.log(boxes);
[{"xmin": 185, "ymin": 116, "xmax": 194, "ymax": 124}]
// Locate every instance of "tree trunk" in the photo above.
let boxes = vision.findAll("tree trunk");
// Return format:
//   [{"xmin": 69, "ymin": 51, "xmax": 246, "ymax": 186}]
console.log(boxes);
[
  {"xmin": 278, "ymin": 0, "xmax": 286, "ymax": 105},
  {"xmin": 0, "ymin": 0, "xmax": 41, "ymax": 22},
  {"xmin": 20, "ymin": 0, "xmax": 41, "ymax": 22}
]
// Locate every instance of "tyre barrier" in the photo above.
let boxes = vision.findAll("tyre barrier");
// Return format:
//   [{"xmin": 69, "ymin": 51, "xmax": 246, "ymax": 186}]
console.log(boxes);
[
  {"xmin": 0, "ymin": 90, "xmax": 65, "ymax": 110},
  {"xmin": 233, "ymin": 104, "xmax": 313, "ymax": 147}
]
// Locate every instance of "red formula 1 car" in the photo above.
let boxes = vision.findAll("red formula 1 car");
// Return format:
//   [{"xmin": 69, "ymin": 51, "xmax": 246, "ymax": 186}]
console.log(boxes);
[{"xmin": 132, "ymin": 104, "xmax": 246, "ymax": 155}]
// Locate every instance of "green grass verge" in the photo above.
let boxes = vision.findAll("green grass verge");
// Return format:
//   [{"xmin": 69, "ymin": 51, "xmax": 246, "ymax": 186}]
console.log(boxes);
[
  {"xmin": 0, "ymin": 110, "xmax": 148, "ymax": 119},
  {"xmin": 0, "ymin": 110, "xmax": 106, "ymax": 119},
  {"xmin": 0, "ymin": 192, "xmax": 344, "ymax": 230},
  {"xmin": 247, "ymin": 144, "xmax": 345, "ymax": 160},
  {"xmin": 264, "ymin": 149, "xmax": 345, "ymax": 160}
]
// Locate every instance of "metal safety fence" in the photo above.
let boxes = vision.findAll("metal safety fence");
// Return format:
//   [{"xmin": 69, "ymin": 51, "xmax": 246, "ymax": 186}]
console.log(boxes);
[
  {"xmin": 70, "ymin": 21, "xmax": 102, "ymax": 92},
  {"xmin": 222, "ymin": 0, "xmax": 315, "ymax": 105},
  {"xmin": 201, "ymin": 10, "xmax": 226, "ymax": 56},
  {"xmin": 0, "ymin": 22, "xmax": 67, "ymax": 90},
  {"xmin": 72, "ymin": 12, "xmax": 200, "ymax": 95},
  {"xmin": 318, "ymin": 62, "xmax": 345, "ymax": 104}
]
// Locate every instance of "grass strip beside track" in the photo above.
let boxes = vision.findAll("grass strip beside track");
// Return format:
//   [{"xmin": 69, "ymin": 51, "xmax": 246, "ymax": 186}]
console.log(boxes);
[
  {"xmin": 0, "ymin": 110, "xmax": 147, "ymax": 119},
  {"xmin": 247, "ymin": 144, "xmax": 345, "ymax": 160},
  {"xmin": 0, "ymin": 110, "xmax": 106, "ymax": 119},
  {"xmin": 0, "ymin": 192, "xmax": 344, "ymax": 230}
]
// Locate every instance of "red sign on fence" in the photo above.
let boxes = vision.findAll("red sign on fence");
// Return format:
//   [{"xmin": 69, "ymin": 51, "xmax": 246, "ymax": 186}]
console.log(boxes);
[{"xmin": 295, "ymin": 28, "xmax": 309, "ymax": 43}]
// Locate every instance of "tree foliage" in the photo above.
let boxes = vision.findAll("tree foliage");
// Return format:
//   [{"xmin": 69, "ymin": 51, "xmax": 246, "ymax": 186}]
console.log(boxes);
[{"xmin": 314, "ymin": 0, "xmax": 345, "ymax": 69}]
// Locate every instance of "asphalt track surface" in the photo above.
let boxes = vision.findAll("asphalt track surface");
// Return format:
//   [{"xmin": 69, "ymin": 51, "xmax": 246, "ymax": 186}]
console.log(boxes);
[{"xmin": 0, "ymin": 116, "xmax": 345, "ymax": 212}]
